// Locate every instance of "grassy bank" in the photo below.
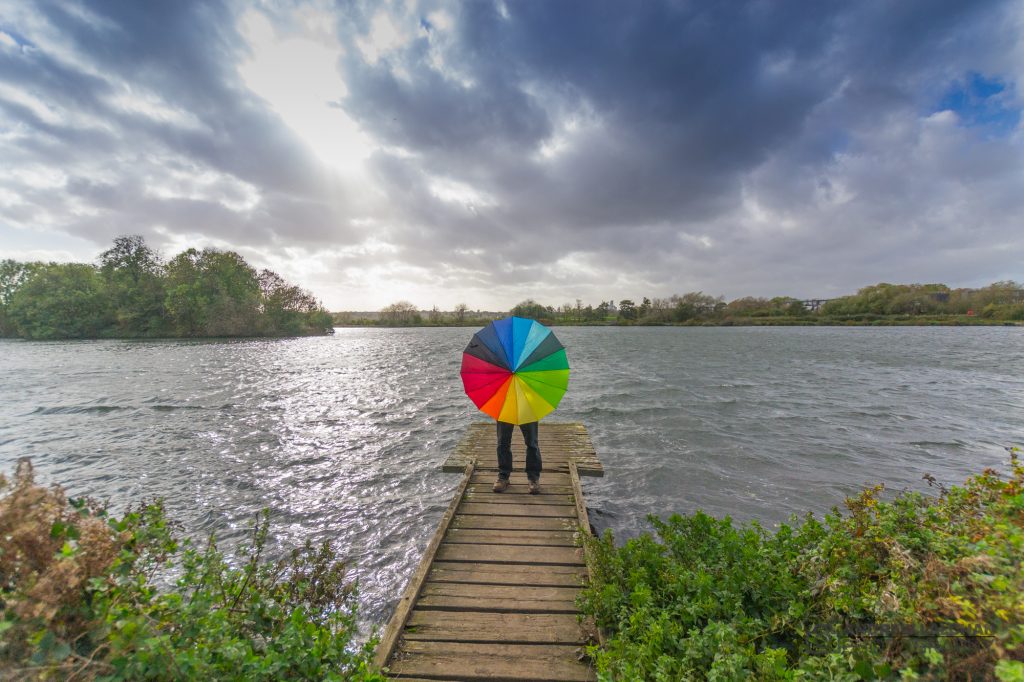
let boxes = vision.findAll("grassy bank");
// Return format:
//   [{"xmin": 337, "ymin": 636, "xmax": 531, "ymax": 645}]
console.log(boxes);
[
  {"xmin": 0, "ymin": 460, "xmax": 383, "ymax": 681},
  {"xmin": 579, "ymin": 449, "xmax": 1024, "ymax": 680}
]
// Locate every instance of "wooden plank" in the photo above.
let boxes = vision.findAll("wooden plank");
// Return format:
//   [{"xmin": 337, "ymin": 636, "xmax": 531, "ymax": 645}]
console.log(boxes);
[
  {"xmin": 469, "ymin": 471, "xmax": 572, "ymax": 482},
  {"xmin": 466, "ymin": 480, "xmax": 573, "ymax": 492},
  {"xmin": 417, "ymin": 582, "xmax": 580, "ymax": 613},
  {"xmin": 404, "ymin": 610, "xmax": 589, "ymax": 645},
  {"xmin": 466, "ymin": 481, "xmax": 573, "ymax": 491},
  {"xmin": 459, "ymin": 502, "xmax": 578, "ymax": 518},
  {"xmin": 463, "ymin": 492, "xmax": 575, "ymax": 505},
  {"xmin": 469, "ymin": 470, "xmax": 573, "ymax": 479},
  {"xmin": 436, "ymin": 543, "xmax": 584, "ymax": 566},
  {"xmin": 420, "ymin": 582, "xmax": 581, "ymax": 602},
  {"xmin": 445, "ymin": 528, "xmax": 577, "ymax": 546},
  {"xmin": 569, "ymin": 461, "xmax": 592, "ymax": 538},
  {"xmin": 451, "ymin": 514, "xmax": 578, "ymax": 531},
  {"xmin": 464, "ymin": 493, "xmax": 577, "ymax": 503},
  {"xmin": 388, "ymin": 641, "xmax": 595, "ymax": 682},
  {"xmin": 570, "ymin": 459, "xmax": 605, "ymax": 649},
  {"xmin": 427, "ymin": 561, "xmax": 586, "ymax": 587},
  {"xmin": 374, "ymin": 463, "xmax": 476, "ymax": 670}
]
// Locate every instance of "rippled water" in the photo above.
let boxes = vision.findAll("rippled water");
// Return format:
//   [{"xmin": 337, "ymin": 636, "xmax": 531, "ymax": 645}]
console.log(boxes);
[{"xmin": 1, "ymin": 326, "xmax": 1022, "ymax": 630}]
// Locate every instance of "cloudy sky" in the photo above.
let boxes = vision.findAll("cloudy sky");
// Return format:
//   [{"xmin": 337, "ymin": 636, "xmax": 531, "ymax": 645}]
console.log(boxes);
[{"xmin": 1, "ymin": 0, "xmax": 1021, "ymax": 310}]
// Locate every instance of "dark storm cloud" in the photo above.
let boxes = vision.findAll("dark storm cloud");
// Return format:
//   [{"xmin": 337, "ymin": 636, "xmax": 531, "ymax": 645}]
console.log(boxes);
[{"xmin": 336, "ymin": 0, "xmax": 1022, "ymax": 298}]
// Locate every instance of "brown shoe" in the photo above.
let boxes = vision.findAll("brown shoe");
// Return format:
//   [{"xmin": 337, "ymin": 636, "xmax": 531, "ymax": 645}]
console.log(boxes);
[
  {"xmin": 528, "ymin": 479, "xmax": 541, "ymax": 495},
  {"xmin": 492, "ymin": 477, "xmax": 510, "ymax": 493}
]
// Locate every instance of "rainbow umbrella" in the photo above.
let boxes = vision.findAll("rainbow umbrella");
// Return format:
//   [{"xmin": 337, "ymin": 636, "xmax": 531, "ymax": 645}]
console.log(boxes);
[{"xmin": 460, "ymin": 316, "xmax": 570, "ymax": 424}]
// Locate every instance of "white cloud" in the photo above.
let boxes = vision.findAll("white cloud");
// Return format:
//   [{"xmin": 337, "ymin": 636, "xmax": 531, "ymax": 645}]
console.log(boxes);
[
  {"xmin": 428, "ymin": 176, "xmax": 496, "ymax": 209},
  {"xmin": 237, "ymin": 9, "xmax": 375, "ymax": 175},
  {"xmin": 356, "ymin": 11, "xmax": 409, "ymax": 65},
  {"xmin": 106, "ymin": 88, "xmax": 206, "ymax": 130},
  {"xmin": 0, "ymin": 82, "xmax": 62, "ymax": 125},
  {"xmin": 144, "ymin": 163, "xmax": 261, "ymax": 213}
]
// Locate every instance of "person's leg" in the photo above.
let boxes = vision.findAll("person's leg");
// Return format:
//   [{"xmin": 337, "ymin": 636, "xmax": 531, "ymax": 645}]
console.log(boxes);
[
  {"xmin": 521, "ymin": 421, "xmax": 541, "ymax": 482},
  {"xmin": 495, "ymin": 421, "xmax": 513, "ymax": 480}
]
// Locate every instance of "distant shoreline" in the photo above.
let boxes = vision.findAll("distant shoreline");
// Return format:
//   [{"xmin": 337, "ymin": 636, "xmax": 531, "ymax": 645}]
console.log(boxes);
[{"xmin": 331, "ymin": 317, "xmax": 1022, "ymax": 329}]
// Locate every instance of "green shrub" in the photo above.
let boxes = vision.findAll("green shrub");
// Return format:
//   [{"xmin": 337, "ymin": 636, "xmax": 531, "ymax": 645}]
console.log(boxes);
[
  {"xmin": 581, "ymin": 448, "xmax": 1024, "ymax": 680},
  {"xmin": 0, "ymin": 459, "xmax": 384, "ymax": 681}
]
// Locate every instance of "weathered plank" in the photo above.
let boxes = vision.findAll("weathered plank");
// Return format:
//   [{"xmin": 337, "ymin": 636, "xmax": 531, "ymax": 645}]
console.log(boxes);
[
  {"xmin": 388, "ymin": 641, "xmax": 596, "ymax": 682},
  {"xmin": 569, "ymin": 461, "xmax": 593, "ymax": 539},
  {"xmin": 417, "ymin": 582, "xmax": 580, "ymax": 613},
  {"xmin": 435, "ymin": 543, "xmax": 584, "ymax": 566},
  {"xmin": 404, "ymin": 611, "xmax": 588, "ymax": 644},
  {"xmin": 463, "ymin": 491, "xmax": 575, "ymax": 505},
  {"xmin": 451, "ymin": 514, "xmax": 578, "ymax": 531},
  {"xmin": 427, "ymin": 561, "xmax": 586, "ymax": 587},
  {"xmin": 467, "ymin": 482, "xmax": 574, "ymax": 495},
  {"xmin": 459, "ymin": 502, "xmax": 578, "ymax": 518},
  {"xmin": 445, "ymin": 528, "xmax": 577, "ymax": 546}
]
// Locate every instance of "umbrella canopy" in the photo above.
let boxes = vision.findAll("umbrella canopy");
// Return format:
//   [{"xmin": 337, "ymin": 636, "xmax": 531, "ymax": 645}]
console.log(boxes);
[{"xmin": 460, "ymin": 316, "xmax": 570, "ymax": 425}]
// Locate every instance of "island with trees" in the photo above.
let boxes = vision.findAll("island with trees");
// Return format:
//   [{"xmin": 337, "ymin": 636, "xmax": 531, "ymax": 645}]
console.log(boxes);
[
  {"xmin": 336, "ymin": 281, "xmax": 1024, "ymax": 327},
  {"xmin": 0, "ymin": 236, "xmax": 333, "ymax": 340}
]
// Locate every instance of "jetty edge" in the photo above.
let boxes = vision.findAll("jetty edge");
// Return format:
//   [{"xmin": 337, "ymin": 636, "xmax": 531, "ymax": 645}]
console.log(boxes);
[{"xmin": 374, "ymin": 421, "xmax": 604, "ymax": 681}]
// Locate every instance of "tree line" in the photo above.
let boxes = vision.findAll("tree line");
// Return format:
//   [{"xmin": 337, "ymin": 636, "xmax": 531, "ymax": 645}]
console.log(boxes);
[
  {"xmin": 514, "ymin": 281, "xmax": 1024, "ymax": 324},
  {"xmin": 350, "ymin": 281, "xmax": 1024, "ymax": 327},
  {"xmin": 0, "ymin": 236, "xmax": 333, "ymax": 340}
]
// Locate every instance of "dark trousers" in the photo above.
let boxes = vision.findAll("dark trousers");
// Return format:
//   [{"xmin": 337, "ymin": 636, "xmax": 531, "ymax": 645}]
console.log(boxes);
[{"xmin": 496, "ymin": 421, "xmax": 541, "ymax": 481}]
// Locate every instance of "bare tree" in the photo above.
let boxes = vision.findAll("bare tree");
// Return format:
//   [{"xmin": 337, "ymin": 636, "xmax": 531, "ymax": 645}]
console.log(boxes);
[{"xmin": 381, "ymin": 301, "xmax": 419, "ymax": 324}]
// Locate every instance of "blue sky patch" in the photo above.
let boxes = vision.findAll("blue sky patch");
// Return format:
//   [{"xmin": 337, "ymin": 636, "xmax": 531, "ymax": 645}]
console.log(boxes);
[{"xmin": 937, "ymin": 72, "xmax": 1020, "ymax": 137}]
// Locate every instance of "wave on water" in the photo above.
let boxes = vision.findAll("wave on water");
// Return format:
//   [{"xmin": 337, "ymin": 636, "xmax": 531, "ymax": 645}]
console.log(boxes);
[
  {"xmin": 148, "ymin": 404, "xmax": 205, "ymax": 412},
  {"xmin": 27, "ymin": 404, "xmax": 208, "ymax": 415},
  {"xmin": 28, "ymin": 405, "xmax": 128, "ymax": 415}
]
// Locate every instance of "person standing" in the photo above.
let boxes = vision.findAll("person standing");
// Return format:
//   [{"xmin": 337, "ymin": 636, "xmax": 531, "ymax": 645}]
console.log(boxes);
[{"xmin": 492, "ymin": 420, "xmax": 541, "ymax": 494}]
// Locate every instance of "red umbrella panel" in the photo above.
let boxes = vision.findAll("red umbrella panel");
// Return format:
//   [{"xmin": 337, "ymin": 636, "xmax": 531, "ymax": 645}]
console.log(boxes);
[{"xmin": 460, "ymin": 316, "xmax": 569, "ymax": 424}]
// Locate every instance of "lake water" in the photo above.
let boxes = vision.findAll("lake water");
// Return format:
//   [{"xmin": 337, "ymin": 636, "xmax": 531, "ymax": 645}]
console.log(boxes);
[{"xmin": 1, "ymin": 326, "xmax": 1021, "ymax": 630}]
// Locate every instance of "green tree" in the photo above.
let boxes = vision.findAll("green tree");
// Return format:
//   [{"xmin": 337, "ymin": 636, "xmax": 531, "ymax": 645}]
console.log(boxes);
[
  {"xmin": 98, "ymin": 235, "xmax": 167, "ymax": 336},
  {"xmin": 726, "ymin": 297, "xmax": 771, "ymax": 317},
  {"xmin": 672, "ymin": 292, "xmax": 723, "ymax": 322},
  {"xmin": 201, "ymin": 250, "xmax": 261, "ymax": 335},
  {"xmin": 164, "ymin": 248, "xmax": 260, "ymax": 336},
  {"xmin": 637, "ymin": 297, "xmax": 652, "ymax": 320},
  {"xmin": 164, "ymin": 249, "xmax": 208, "ymax": 335},
  {"xmin": 6, "ymin": 263, "xmax": 113, "ymax": 339},
  {"xmin": 0, "ymin": 260, "xmax": 43, "ymax": 336},
  {"xmin": 258, "ymin": 268, "xmax": 328, "ymax": 335},
  {"xmin": 786, "ymin": 299, "xmax": 808, "ymax": 316},
  {"xmin": 618, "ymin": 299, "xmax": 637, "ymax": 321},
  {"xmin": 510, "ymin": 299, "xmax": 550, "ymax": 320}
]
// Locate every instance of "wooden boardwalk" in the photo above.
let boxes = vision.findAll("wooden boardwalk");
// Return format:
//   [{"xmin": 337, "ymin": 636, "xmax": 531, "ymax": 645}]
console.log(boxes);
[{"xmin": 375, "ymin": 422, "xmax": 603, "ymax": 681}]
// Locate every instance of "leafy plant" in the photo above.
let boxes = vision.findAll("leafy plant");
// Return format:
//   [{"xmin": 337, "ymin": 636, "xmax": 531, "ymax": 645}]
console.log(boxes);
[
  {"xmin": 580, "ymin": 447, "xmax": 1024, "ymax": 680},
  {"xmin": 0, "ymin": 459, "xmax": 384, "ymax": 680}
]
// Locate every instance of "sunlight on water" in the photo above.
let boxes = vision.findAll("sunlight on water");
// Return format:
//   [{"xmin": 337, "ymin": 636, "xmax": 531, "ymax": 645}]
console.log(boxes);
[{"xmin": 1, "ymin": 326, "xmax": 1022, "ymax": 631}]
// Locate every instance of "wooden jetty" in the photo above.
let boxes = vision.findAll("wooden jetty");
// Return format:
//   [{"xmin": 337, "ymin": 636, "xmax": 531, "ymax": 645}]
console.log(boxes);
[{"xmin": 375, "ymin": 422, "xmax": 604, "ymax": 681}]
